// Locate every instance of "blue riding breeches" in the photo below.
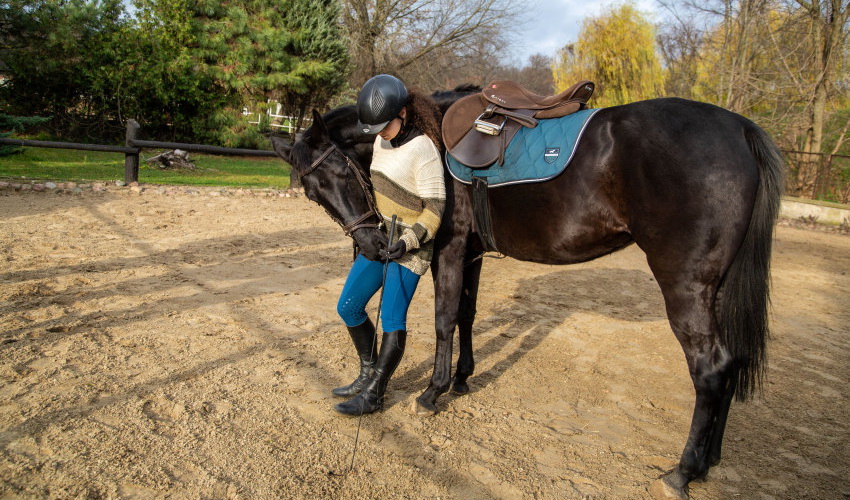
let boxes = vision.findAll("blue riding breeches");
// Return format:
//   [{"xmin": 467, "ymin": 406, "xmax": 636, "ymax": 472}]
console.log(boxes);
[{"xmin": 337, "ymin": 254, "xmax": 421, "ymax": 332}]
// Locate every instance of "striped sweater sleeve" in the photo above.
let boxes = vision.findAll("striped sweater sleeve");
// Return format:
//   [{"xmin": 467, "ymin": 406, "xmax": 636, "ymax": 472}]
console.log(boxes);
[{"xmin": 399, "ymin": 139, "xmax": 445, "ymax": 251}]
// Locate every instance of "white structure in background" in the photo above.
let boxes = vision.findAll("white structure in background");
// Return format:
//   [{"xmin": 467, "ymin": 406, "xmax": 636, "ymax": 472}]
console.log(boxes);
[{"xmin": 243, "ymin": 101, "xmax": 311, "ymax": 134}]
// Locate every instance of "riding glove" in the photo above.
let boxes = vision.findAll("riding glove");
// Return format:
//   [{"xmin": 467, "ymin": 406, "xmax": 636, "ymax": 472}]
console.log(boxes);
[{"xmin": 380, "ymin": 240, "xmax": 406, "ymax": 261}]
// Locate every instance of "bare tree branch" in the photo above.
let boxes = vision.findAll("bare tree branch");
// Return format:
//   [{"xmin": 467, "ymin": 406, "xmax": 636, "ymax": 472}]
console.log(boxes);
[{"xmin": 341, "ymin": 0, "xmax": 523, "ymax": 88}]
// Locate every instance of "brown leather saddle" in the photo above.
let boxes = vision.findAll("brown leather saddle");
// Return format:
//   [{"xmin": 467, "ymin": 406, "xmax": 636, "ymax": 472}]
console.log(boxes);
[{"xmin": 443, "ymin": 80, "xmax": 595, "ymax": 168}]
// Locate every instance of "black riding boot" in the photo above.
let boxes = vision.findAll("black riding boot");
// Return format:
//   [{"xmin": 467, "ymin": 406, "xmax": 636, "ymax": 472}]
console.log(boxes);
[
  {"xmin": 331, "ymin": 319, "xmax": 378, "ymax": 398},
  {"xmin": 334, "ymin": 330, "xmax": 406, "ymax": 415}
]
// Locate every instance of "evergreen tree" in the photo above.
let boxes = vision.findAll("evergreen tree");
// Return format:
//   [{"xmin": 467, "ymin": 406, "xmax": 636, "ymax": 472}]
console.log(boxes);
[
  {"xmin": 188, "ymin": 0, "xmax": 349, "ymax": 145},
  {"xmin": 277, "ymin": 0, "xmax": 349, "ymax": 130},
  {"xmin": 0, "ymin": 0, "xmax": 128, "ymax": 139},
  {"xmin": 0, "ymin": 114, "xmax": 49, "ymax": 156},
  {"xmin": 129, "ymin": 0, "xmax": 230, "ymax": 142},
  {"xmin": 1, "ymin": 0, "xmax": 348, "ymax": 145}
]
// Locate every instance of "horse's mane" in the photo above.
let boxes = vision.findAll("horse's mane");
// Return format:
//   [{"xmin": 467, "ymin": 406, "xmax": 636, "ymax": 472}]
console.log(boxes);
[
  {"xmin": 297, "ymin": 84, "xmax": 480, "ymax": 173},
  {"xmin": 320, "ymin": 105, "xmax": 359, "ymax": 143},
  {"xmin": 293, "ymin": 104, "xmax": 373, "ymax": 179},
  {"xmin": 317, "ymin": 83, "xmax": 480, "ymax": 135},
  {"xmin": 299, "ymin": 104, "xmax": 360, "ymax": 148},
  {"xmin": 322, "ymin": 104, "xmax": 357, "ymax": 127},
  {"xmin": 452, "ymin": 83, "xmax": 482, "ymax": 92},
  {"xmin": 290, "ymin": 138, "xmax": 314, "ymax": 173},
  {"xmin": 430, "ymin": 84, "xmax": 481, "ymax": 114}
]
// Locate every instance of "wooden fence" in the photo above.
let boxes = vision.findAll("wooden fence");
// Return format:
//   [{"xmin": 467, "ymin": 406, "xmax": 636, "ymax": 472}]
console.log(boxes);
[
  {"xmin": 0, "ymin": 119, "xmax": 280, "ymax": 184},
  {"xmin": 3, "ymin": 120, "xmax": 848, "ymax": 204},
  {"xmin": 782, "ymin": 150, "xmax": 850, "ymax": 204},
  {"xmin": 245, "ymin": 111, "xmax": 310, "ymax": 134}
]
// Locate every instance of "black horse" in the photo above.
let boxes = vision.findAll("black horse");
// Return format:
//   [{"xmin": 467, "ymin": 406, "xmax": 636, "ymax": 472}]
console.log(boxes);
[{"xmin": 272, "ymin": 93, "xmax": 783, "ymax": 499}]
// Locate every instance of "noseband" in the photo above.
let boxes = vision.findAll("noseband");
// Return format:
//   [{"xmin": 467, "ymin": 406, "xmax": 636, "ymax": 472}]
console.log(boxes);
[{"xmin": 301, "ymin": 142, "xmax": 382, "ymax": 236}]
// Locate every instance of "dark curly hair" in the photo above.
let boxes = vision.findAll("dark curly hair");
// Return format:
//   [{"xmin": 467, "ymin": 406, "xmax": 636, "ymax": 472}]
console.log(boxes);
[{"xmin": 406, "ymin": 89, "xmax": 443, "ymax": 151}]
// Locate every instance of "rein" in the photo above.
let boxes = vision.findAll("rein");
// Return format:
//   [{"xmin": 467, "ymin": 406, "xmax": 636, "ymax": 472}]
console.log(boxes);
[{"xmin": 302, "ymin": 142, "xmax": 382, "ymax": 236}]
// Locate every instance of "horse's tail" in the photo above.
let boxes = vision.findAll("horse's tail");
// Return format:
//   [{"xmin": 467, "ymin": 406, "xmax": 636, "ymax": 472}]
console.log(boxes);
[{"xmin": 718, "ymin": 122, "xmax": 784, "ymax": 401}]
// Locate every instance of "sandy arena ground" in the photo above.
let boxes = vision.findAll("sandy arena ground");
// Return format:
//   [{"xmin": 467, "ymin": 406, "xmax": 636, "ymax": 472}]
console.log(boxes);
[{"xmin": 1, "ymin": 186, "xmax": 848, "ymax": 499}]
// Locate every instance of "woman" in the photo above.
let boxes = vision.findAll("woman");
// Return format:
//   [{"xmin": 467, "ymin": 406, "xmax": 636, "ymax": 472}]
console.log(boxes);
[{"xmin": 333, "ymin": 74, "xmax": 446, "ymax": 416}]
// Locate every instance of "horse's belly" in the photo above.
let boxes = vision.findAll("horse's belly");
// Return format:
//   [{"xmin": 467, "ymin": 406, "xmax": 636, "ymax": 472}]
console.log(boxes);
[
  {"xmin": 487, "ymin": 195, "xmax": 633, "ymax": 265},
  {"xmin": 496, "ymin": 230, "xmax": 634, "ymax": 265}
]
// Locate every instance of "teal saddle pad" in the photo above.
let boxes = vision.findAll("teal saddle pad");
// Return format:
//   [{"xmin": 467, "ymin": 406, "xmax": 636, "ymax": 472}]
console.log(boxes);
[{"xmin": 446, "ymin": 108, "xmax": 600, "ymax": 187}]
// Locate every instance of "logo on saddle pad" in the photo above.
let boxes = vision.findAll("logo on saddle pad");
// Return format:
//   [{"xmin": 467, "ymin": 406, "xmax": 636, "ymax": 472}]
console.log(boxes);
[{"xmin": 544, "ymin": 148, "xmax": 560, "ymax": 164}]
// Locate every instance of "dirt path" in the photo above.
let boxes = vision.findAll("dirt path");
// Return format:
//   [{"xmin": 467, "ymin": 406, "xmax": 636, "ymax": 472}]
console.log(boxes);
[{"xmin": 1, "ymin": 188, "xmax": 848, "ymax": 499}]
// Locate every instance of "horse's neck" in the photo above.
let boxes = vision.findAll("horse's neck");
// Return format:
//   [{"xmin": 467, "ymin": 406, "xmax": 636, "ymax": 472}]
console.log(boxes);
[{"xmin": 334, "ymin": 131, "xmax": 375, "ymax": 176}]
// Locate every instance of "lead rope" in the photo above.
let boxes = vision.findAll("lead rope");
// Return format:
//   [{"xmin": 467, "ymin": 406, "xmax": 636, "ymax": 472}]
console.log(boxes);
[{"xmin": 330, "ymin": 215, "xmax": 397, "ymax": 477}]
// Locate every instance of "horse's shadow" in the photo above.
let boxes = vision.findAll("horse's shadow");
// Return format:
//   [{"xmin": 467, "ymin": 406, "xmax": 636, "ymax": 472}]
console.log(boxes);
[{"xmin": 393, "ymin": 265, "xmax": 667, "ymax": 407}]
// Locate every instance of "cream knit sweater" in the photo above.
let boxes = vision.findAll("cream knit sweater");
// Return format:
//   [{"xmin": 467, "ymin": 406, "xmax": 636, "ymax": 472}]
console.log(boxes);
[{"xmin": 370, "ymin": 134, "xmax": 446, "ymax": 275}]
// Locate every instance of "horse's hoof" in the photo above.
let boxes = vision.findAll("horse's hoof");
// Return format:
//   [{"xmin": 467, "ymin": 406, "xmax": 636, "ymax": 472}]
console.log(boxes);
[
  {"xmin": 648, "ymin": 470, "xmax": 688, "ymax": 500},
  {"xmin": 412, "ymin": 398, "xmax": 438, "ymax": 416},
  {"xmin": 451, "ymin": 381, "xmax": 470, "ymax": 395}
]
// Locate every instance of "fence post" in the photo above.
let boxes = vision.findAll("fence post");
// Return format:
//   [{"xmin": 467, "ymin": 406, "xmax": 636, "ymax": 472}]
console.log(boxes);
[{"xmin": 124, "ymin": 119, "xmax": 141, "ymax": 184}]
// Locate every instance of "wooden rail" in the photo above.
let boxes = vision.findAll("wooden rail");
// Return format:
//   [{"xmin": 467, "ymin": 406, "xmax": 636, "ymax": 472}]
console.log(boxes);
[
  {"xmin": 0, "ymin": 119, "xmax": 281, "ymax": 184},
  {"xmin": 0, "ymin": 138, "xmax": 137, "ymax": 154}
]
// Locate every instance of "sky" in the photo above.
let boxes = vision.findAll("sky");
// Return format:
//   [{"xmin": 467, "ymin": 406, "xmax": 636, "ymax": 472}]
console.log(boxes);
[{"xmin": 507, "ymin": 0, "xmax": 661, "ymax": 65}]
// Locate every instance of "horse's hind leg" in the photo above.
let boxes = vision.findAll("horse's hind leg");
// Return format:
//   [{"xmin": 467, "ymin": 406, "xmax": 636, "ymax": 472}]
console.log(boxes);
[
  {"xmin": 707, "ymin": 371, "xmax": 737, "ymax": 466},
  {"xmin": 452, "ymin": 254, "xmax": 483, "ymax": 394},
  {"xmin": 649, "ymin": 279, "xmax": 736, "ymax": 499}
]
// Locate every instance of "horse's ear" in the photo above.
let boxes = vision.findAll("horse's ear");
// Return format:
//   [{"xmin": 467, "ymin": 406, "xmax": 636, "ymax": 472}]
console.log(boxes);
[
  {"xmin": 270, "ymin": 136, "xmax": 293, "ymax": 162},
  {"xmin": 311, "ymin": 109, "xmax": 329, "ymax": 142}
]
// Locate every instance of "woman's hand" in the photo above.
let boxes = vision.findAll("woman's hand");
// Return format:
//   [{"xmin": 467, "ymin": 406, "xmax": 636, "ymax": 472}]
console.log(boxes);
[{"xmin": 379, "ymin": 240, "xmax": 406, "ymax": 261}]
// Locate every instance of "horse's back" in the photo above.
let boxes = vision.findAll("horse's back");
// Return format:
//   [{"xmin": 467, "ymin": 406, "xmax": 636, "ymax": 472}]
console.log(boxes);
[
  {"xmin": 585, "ymin": 98, "xmax": 759, "ymax": 214},
  {"xmin": 486, "ymin": 98, "xmax": 765, "ymax": 265},
  {"xmin": 593, "ymin": 98, "xmax": 765, "ymax": 273},
  {"xmin": 601, "ymin": 98, "xmax": 763, "ymax": 171}
]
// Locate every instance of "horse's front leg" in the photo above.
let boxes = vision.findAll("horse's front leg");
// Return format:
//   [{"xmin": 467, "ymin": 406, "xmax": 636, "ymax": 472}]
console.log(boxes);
[
  {"xmin": 452, "ymin": 253, "xmax": 483, "ymax": 395},
  {"xmin": 414, "ymin": 242, "xmax": 467, "ymax": 415}
]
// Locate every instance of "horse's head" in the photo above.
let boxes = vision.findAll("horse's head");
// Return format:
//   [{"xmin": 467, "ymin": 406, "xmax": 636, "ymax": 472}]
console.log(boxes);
[{"xmin": 272, "ymin": 109, "xmax": 387, "ymax": 261}]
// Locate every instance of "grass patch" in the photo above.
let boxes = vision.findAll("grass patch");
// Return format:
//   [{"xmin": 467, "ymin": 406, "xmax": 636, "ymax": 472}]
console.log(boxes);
[{"xmin": 0, "ymin": 146, "xmax": 291, "ymax": 188}]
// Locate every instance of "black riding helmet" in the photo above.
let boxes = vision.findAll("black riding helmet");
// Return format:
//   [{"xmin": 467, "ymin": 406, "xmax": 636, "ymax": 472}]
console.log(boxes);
[{"xmin": 356, "ymin": 74, "xmax": 409, "ymax": 134}]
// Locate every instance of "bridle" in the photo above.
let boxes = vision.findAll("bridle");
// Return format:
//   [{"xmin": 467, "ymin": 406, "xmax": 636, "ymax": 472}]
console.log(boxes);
[{"xmin": 300, "ymin": 141, "xmax": 383, "ymax": 236}]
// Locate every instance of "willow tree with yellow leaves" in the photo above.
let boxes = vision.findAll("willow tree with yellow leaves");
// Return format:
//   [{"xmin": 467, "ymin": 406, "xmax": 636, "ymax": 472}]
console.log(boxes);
[
  {"xmin": 552, "ymin": 4, "xmax": 665, "ymax": 106},
  {"xmin": 658, "ymin": 0, "xmax": 849, "ymax": 200}
]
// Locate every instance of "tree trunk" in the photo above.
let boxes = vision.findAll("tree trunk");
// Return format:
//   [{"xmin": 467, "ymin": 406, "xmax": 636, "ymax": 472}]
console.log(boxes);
[{"xmin": 798, "ymin": 0, "xmax": 848, "ymax": 198}]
